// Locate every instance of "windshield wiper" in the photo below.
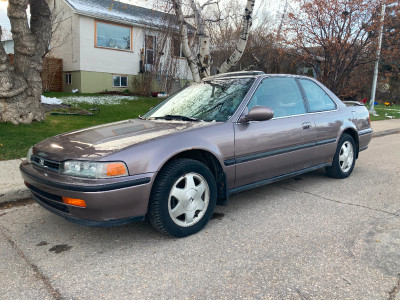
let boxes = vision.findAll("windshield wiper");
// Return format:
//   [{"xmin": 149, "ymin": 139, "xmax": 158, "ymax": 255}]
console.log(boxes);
[{"xmin": 154, "ymin": 115, "xmax": 202, "ymax": 122}]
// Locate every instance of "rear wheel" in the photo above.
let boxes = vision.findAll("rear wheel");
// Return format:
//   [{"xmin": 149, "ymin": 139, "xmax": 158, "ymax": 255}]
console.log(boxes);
[
  {"xmin": 148, "ymin": 159, "xmax": 217, "ymax": 237},
  {"xmin": 326, "ymin": 134, "xmax": 356, "ymax": 179}
]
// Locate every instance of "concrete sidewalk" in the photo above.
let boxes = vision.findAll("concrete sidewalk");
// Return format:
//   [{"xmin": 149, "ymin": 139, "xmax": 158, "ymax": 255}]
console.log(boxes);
[{"xmin": 1, "ymin": 119, "xmax": 400, "ymax": 205}]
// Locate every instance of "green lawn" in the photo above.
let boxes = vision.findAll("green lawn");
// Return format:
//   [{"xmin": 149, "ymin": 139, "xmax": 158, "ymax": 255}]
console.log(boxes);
[
  {"xmin": 369, "ymin": 104, "xmax": 400, "ymax": 121},
  {"xmin": 0, "ymin": 94, "xmax": 163, "ymax": 161}
]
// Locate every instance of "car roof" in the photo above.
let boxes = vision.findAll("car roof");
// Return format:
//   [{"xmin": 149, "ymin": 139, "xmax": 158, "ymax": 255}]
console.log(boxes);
[
  {"xmin": 203, "ymin": 71, "xmax": 265, "ymax": 81},
  {"xmin": 203, "ymin": 72, "xmax": 311, "ymax": 81}
]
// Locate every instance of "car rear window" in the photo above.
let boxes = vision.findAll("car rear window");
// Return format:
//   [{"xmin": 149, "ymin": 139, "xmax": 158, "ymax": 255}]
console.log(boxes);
[{"xmin": 300, "ymin": 79, "xmax": 337, "ymax": 112}]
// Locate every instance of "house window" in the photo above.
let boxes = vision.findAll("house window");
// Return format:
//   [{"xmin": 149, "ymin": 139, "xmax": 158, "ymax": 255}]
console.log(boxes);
[
  {"xmin": 145, "ymin": 35, "xmax": 156, "ymax": 65},
  {"xmin": 96, "ymin": 21, "xmax": 132, "ymax": 51},
  {"xmin": 65, "ymin": 73, "xmax": 72, "ymax": 85},
  {"xmin": 172, "ymin": 37, "xmax": 185, "ymax": 58},
  {"xmin": 113, "ymin": 75, "xmax": 128, "ymax": 87}
]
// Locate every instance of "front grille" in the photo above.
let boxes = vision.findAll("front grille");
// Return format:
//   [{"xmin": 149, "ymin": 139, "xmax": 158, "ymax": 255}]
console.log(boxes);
[
  {"xmin": 35, "ymin": 194, "xmax": 70, "ymax": 214},
  {"xmin": 31, "ymin": 155, "xmax": 61, "ymax": 171},
  {"xmin": 28, "ymin": 184, "xmax": 62, "ymax": 202},
  {"xmin": 27, "ymin": 184, "xmax": 69, "ymax": 214}
]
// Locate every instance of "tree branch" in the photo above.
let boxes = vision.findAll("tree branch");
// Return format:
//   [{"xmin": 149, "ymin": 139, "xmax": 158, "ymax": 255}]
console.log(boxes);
[
  {"xmin": 204, "ymin": 18, "xmax": 225, "ymax": 23},
  {"xmin": 201, "ymin": 0, "xmax": 220, "ymax": 9}
]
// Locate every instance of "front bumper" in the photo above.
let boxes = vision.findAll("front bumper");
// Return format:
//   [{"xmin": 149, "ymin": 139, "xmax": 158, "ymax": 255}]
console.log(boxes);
[{"xmin": 20, "ymin": 161, "xmax": 155, "ymax": 226}]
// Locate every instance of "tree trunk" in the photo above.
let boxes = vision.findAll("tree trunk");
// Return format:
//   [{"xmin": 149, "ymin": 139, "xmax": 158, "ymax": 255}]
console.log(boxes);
[
  {"xmin": 172, "ymin": 0, "xmax": 255, "ymax": 81},
  {"xmin": 172, "ymin": 0, "xmax": 202, "ymax": 82},
  {"xmin": 0, "ymin": 0, "xmax": 51, "ymax": 124},
  {"xmin": 188, "ymin": 0, "xmax": 211, "ymax": 78},
  {"xmin": 218, "ymin": 0, "xmax": 255, "ymax": 74}
]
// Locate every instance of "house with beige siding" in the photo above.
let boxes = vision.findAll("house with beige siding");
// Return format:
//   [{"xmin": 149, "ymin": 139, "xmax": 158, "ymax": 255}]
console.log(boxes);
[{"xmin": 50, "ymin": 0, "xmax": 192, "ymax": 93}]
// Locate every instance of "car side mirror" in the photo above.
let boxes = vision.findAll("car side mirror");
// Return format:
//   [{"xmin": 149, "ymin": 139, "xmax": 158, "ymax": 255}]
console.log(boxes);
[{"xmin": 239, "ymin": 106, "xmax": 274, "ymax": 123}]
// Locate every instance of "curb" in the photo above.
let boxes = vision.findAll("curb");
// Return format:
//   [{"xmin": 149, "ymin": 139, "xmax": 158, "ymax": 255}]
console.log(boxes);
[
  {"xmin": 372, "ymin": 128, "xmax": 400, "ymax": 138},
  {"xmin": 0, "ymin": 189, "xmax": 31, "ymax": 204},
  {"xmin": 1, "ymin": 127, "xmax": 400, "ymax": 207}
]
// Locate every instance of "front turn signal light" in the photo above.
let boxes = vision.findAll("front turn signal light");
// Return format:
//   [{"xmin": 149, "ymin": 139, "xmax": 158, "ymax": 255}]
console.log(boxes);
[
  {"xmin": 62, "ymin": 197, "xmax": 86, "ymax": 207},
  {"xmin": 106, "ymin": 163, "xmax": 128, "ymax": 177}
]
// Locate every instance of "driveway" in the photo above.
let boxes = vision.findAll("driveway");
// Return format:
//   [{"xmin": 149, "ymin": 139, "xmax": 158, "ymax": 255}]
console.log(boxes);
[{"xmin": 1, "ymin": 134, "xmax": 399, "ymax": 299}]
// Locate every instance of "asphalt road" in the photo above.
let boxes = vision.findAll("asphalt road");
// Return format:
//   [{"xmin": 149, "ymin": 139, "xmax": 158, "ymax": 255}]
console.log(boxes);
[{"xmin": 1, "ymin": 134, "xmax": 399, "ymax": 300}]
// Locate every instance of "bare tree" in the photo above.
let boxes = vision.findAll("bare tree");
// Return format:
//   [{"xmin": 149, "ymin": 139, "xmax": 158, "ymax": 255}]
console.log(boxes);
[
  {"xmin": 46, "ymin": 5, "xmax": 71, "ymax": 57},
  {"xmin": 132, "ymin": 24, "xmax": 181, "ymax": 96},
  {"xmin": 285, "ymin": 0, "xmax": 380, "ymax": 98},
  {"xmin": 130, "ymin": 5, "xmax": 187, "ymax": 96},
  {"xmin": 0, "ymin": 0, "xmax": 52, "ymax": 124},
  {"xmin": 171, "ymin": 0, "xmax": 257, "ymax": 82}
]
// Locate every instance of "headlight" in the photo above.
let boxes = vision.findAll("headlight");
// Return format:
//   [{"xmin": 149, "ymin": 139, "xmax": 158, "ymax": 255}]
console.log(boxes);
[
  {"xmin": 60, "ymin": 161, "xmax": 129, "ymax": 179},
  {"xmin": 27, "ymin": 147, "xmax": 33, "ymax": 163}
]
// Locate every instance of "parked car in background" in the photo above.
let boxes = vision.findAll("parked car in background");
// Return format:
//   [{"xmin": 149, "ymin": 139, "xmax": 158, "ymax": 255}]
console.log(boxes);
[{"xmin": 20, "ymin": 72, "xmax": 372, "ymax": 237}]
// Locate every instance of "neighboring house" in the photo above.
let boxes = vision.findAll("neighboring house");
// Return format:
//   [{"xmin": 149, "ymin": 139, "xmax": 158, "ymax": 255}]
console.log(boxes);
[
  {"xmin": 1, "ymin": 39, "xmax": 14, "ymax": 54},
  {"xmin": 50, "ymin": 0, "xmax": 192, "ymax": 93}
]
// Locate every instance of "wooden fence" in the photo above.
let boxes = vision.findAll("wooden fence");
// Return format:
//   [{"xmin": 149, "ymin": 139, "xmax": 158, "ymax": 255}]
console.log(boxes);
[{"xmin": 8, "ymin": 54, "xmax": 63, "ymax": 92}]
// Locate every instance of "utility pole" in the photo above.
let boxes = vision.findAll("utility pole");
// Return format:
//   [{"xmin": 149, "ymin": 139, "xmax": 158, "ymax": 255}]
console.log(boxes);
[{"xmin": 369, "ymin": 3, "xmax": 386, "ymax": 115}]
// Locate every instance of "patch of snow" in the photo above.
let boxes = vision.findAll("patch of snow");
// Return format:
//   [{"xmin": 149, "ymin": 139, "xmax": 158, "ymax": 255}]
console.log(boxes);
[
  {"xmin": 63, "ymin": 95, "xmax": 137, "ymax": 105},
  {"xmin": 41, "ymin": 95, "xmax": 63, "ymax": 105},
  {"xmin": 41, "ymin": 95, "xmax": 137, "ymax": 106}
]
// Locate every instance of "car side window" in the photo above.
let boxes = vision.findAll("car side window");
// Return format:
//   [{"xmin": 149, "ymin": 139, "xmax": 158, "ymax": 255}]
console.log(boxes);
[
  {"xmin": 299, "ymin": 79, "xmax": 337, "ymax": 112},
  {"xmin": 247, "ymin": 77, "xmax": 306, "ymax": 118}
]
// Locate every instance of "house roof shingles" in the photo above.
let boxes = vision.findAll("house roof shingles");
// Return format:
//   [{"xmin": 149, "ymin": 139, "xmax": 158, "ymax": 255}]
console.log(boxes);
[{"xmin": 65, "ymin": 0, "xmax": 177, "ymax": 29}]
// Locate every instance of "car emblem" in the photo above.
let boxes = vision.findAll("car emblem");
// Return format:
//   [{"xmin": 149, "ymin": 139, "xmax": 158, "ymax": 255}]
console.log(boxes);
[{"xmin": 39, "ymin": 158, "xmax": 45, "ymax": 166}]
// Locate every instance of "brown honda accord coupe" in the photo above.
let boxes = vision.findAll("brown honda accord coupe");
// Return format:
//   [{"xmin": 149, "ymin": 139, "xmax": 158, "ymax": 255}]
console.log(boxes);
[{"xmin": 20, "ymin": 72, "xmax": 372, "ymax": 237}]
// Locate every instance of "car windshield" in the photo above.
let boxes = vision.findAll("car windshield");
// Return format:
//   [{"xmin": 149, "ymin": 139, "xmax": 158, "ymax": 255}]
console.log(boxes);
[{"xmin": 143, "ymin": 77, "xmax": 255, "ymax": 122}]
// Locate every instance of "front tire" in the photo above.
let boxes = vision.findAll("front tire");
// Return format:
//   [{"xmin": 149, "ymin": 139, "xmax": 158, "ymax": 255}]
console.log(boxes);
[
  {"xmin": 148, "ymin": 159, "xmax": 217, "ymax": 237},
  {"xmin": 326, "ymin": 134, "xmax": 356, "ymax": 179}
]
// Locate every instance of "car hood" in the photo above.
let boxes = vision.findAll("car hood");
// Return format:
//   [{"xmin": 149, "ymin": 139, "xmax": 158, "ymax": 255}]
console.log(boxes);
[{"xmin": 33, "ymin": 119, "xmax": 213, "ymax": 161}]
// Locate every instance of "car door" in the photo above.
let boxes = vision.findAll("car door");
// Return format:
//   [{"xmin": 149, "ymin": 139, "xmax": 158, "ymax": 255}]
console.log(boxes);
[
  {"xmin": 298, "ymin": 78, "xmax": 343, "ymax": 165},
  {"xmin": 233, "ymin": 77, "xmax": 317, "ymax": 188}
]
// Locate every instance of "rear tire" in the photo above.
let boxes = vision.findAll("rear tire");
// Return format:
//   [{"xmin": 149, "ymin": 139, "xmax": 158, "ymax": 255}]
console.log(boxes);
[
  {"xmin": 148, "ymin": 159, "xmax": 217, "ymax": 237},
  {"xmin": 326, "ymin": 134, "xmax": 356, "ymax": 179}
]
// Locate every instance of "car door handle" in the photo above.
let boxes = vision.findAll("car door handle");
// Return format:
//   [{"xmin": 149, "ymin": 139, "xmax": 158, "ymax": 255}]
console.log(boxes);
[{"xmin": 302, "ymin": 122, "xmax": 312, "ymax": 130}]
